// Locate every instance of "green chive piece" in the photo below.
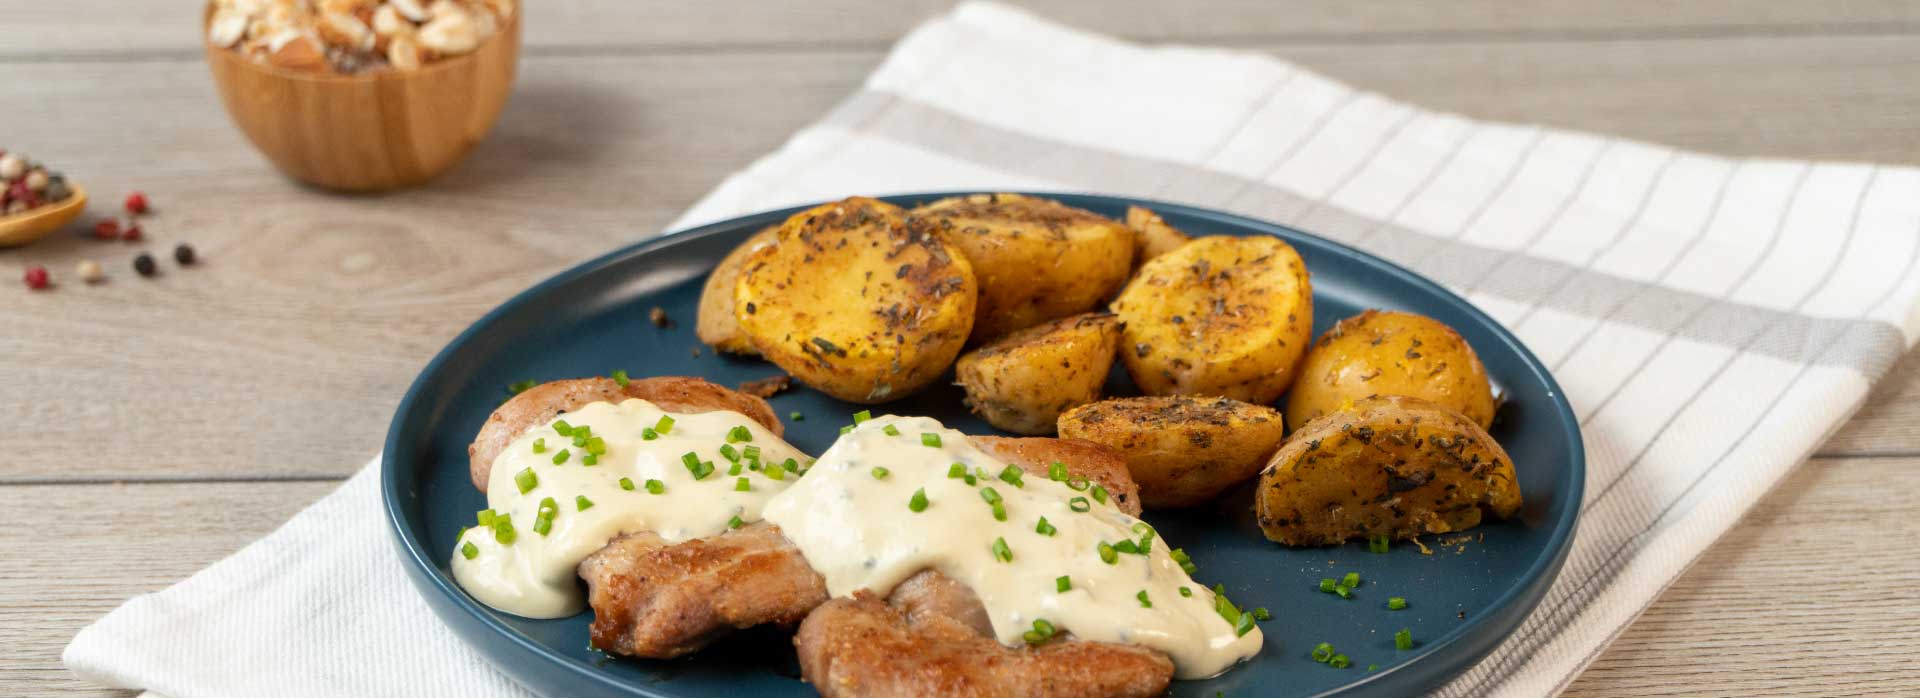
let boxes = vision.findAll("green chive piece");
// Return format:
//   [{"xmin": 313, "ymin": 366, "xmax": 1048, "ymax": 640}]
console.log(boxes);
[
  {"xmin": 1056, "ymin": 575, "xmax": 1072, "ymax": 593},
  {"xmin": 1369, "ymin": 534, "xmax": 1390, "ymax": 553},
  {"xmin": 1213, "ymin": 585, "xmax": 1242, "ymax": 625},
  {"xmin": 789, "ymin": 410, "xmax": 804, "ymax": 421},
  {"xmin": 1098, "ymin": 542, "xmax": 1118, "ymax": 564},
  {"xmin": 783, "ymin": 458, "xmax": 800, "ymax": 473},
  {"xmin": 585, "ymin": 437, "xmax": 607, "ymax": 455},
  {"xmin": 532, "ymin": 438, "xmax": 546, "ymax": 454},
  {"xmin": 727, "ymin": 425, "xmax": 753, "ymax": 443},
  {"xmin": 964, "ymin": 474, "xmax": 977, "ymax": 486},
  {"xmin": 720, "ymin": 444, "xmax": 740, "ymax": 462},
  {"xmin": 1171, "ymin": 548, "xmax": 1196, "ymax": 574},
  {"xmin": 870, "ymin": 467, "xmax": 890, "ymax": 479},
  {"xmin": 990, "ymin": 536, "xmax": 1012, "ymax": 563},
  {"xmin": 1090, "ymin": 485, "xmax": 1109, "ymax": 504},
  {"xmin": 1342, "ymin": 572, "xmax": 1361, "ymax": 589},
  {"xmin": 492, "ymin": 514, "xmax": 516, "ymax": 544},
  {"xmin": 1394, "ymin": 628, "xmax": 1413, "ymax": 650},
  {"xmin": 882, "ymin": 424, "xmax": 901, "ymax": 436},
  {"xmin": 990, "ymin": 501, "xmax": 1007, "ymax": 521},
  {"xmin": 1047, "ymin": 461, "xmax": 1068, "ymax": 481},
  {"xmin": 1329, "ymin": 654, "xmax": 1350, "ymax": 668},
  {"xmin": 611, "ymin": 370, "xmax": 630, "ymax": 386},
  {"xmin": 1234, "ymin": 612, "xmax": 1256, "ymax": 637},
  {"xmin": 1388, "ymin": 597, "xmax": 1407, "ymax": 610},
  {"xmin": 574, "ymin": 424, "xmax": 591, "ymax": 438},
  {"xmin": 645, "ymin": 479, "xmax": 665, "ymax": 495},
  {"xmin": 538, "ymin": 497, "xmax": 557, "ymax": 516},
  {"xmin": 682, "ymin": 451, "xmax": 702, "ymax": 470},
  {"xmin": 1137, "ymin": 590, "xmax": 1153, "ymax": 608},
  {"xmin": 551, "ymin": 450, "xmax": 570, "ymax": 465},
  {"xmin": 476, "ymin": 509, "xmax": 497, "ymax": 527},
  {"xmin": 619, "ymin": 477, "xmax": 635, "ymax": 491},
  {"xmin": 947, "ymin": 463, "xmax": 968, "ymax": 479},
  {"xmin": 1067, "ymin": 476, "xmax": 1090, "ymax": 491},
  {"xmin": 532, "ymin": 516, "xmax": 552, "ymax": 536},
  {"xmin": 576, "ymin": 495, "xmax": 594, "ymax": 511},
  {"xmin": 1253, "ymin": 607, "xmax": 1272, "ymax": 621},
  {"xmin": 1334, "ymin": 585, "xmax": 1353, "ymax": 599},
  {"xmin": 654, "ymin": 415, "xmax": 675, "ymax": 435},
  {"xmin": 1035, "ymin": 516, "xmax": 1057, "ymax": 536},
  {"xmin": 508, "ymin": 379, "xmax": 536, "ymax": 395},
  {"xmin": 921, "ymin": 433, "xmax": 942, "ymax": 447},
  {"xmin": 553, "ymin": 420, "xmax": 574, "ymax": 436},
  {"xmin": 1312, "ymin": 643, "xmax": 1334, "ymax": 663},
  {"xmin": 642, "ymin": 427, "xmax": 658, "ymax": 441},
  {"xmin": 1320, "ymin": 578, "xmax": 1337, "ymax": 593},
  {"xmin": 459, "ymin": 540, "xmax": 479, "ymax": 559},
  {"xmin": 1179, "ymin": 586, "xmax": 1193, "ymax": 597},
  {"xmin": 1069, "ymin": 496, "xmax": 1091, "ymax": 513},
  {"xmin": 840, "ymin": 424, "xmax": 854, "ymax": 434},
  {"xmin": 1023, "ymin": 619, "xmax": 1056, "ymax": 645},
  {"xmin": 1112, "ymin": 539, "xmax": 1139, "ymax": 555},
  {"xmin": 998, "ymin": 465, "xmax": 1024, "ymax": 487},
  {"xmin": 572, "ymin": 434, "xmax": 589, "ymax": 447},
  {"xmin": 1368, "ymin": 664, "xmax": 1379, "ymax": 672},
  {"xmin": 581, "ymin": 453, "xmax": 599, "ymax": 466},
  {"xmin": 742, "ymin": 445, "xmax": 761, "ymax": 463},
  {"xmin": 727, "ymin": 460, "xmax": 743, "ymax": 477},
  {"xmin": 909, "ymin": 488, "xmax": 929, "ymax": 512},
  {"xmin": 693, "ymin": 460, "xmax": 714, "ymax": 480},
  {"xmin": 764, "ymin": 462, "xmax": 786, "ymax": 481},
  {"xmin": 514, "ymin": 468, "xmax": 538, "ymax": 493},
  {"xmin": 853, "ymin": 410, "xmax": 872, "ymax": 423},
  {"xmin": 979, "ymin": 487, "xmax": 1002, "ymax": 504},
  {"xmin": 728, "ymin": 515, "xmax": 744, "ymax": 530},
  {"xmin": 735, "ymin": 477, "xmax": 751, "ymax": 492}
]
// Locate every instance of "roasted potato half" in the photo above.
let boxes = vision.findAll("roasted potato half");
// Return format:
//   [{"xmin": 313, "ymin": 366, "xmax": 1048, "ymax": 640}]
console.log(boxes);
[
  {"xmin": 1111, "ymin": 235, "xmax": 1312, "ymax": 404},
  {"xmin": 1256, "ymin": 395, "xmax": 1521, "ymax": 546},
  {"xmin": 1124, "ymin": 205, "xmax": 1190, "ymax": 269},
  {"xmin": 955, "ymin": 312, "xmax": 1121, "ymax": 435},
  {"xmin": 1285, "ymin": 310, "xmax": 1496, "ymax": 431},
  {"xmin": 908, "ymin": 193, "xmax": 1134, "ymax": 342},
  {"xmin": 1058, "ymin": 396, "xmax": 1287, "ymax": 509},
  {"xmin": 696, "ymin": 224, "xmax": 780, "ymax": 355},
  {"xmin": 735, "ymin": 197, "xmax": 978, "ymax": 404}
]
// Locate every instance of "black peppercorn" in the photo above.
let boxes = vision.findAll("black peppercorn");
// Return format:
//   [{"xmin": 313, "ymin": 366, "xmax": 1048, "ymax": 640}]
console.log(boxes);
[
  {"xmin": 173, "ymin": 243, "xmax": 196, "ymax": 265},
  {"xmin": 133, "ymin": 253, "xmax": 157, "ymax": 277}
]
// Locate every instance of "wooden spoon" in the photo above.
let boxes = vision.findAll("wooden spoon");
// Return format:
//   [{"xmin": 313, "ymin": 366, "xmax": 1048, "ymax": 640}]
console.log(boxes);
[{"xmin": 0, "ymin": 185, "xmax": 87, "ymax": 247}]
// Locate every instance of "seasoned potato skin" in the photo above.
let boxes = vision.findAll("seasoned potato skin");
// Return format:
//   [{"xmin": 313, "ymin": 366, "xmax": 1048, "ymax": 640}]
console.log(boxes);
[
  {"xmin": 469, "ymin": 376, "xmax": 781, "ymax": 491},
  {"xmin": 1123, "ymin": 206, "xmax": 1190, "ymax": 269},
  {"xmin": 954, "ymin": 312, "xmax": 1121, "ymax": 435},
  {"xmin": 1286, "ymin": 310, "xmax": 1497, "ymax": 431},
  {"xmin": 696, "ymin": 224, "xmax": 780, "ymax": 355},
  {"xmin": 1112, "ymin": 235, "xmax": 1312, "ymax": 404},
  {"xmin": 1256, "ymin": 395, "xmax": 1521, "ymax": 546},
  {"xmin": 908, "ymin": 193, "xmax": 1134, "ymax": 343},
  {"xmin": 1058, "ymin": 396, "xmax": 1288, "ymax": 509},
  {"xmin": 735, "ymin": 197, "xmax": 978, "ymax": 404}
]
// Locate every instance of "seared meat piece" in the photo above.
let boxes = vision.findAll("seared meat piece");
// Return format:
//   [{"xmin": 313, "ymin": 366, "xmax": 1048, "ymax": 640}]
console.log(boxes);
[
  {"xmin": 795, "ymin": 592, "xmax": 1175, "ymax": 698},
  {"xmin": 974, "ymin": 436, "xmax": 1141, "ymax": 516},
  {"xmin": 578, "ymin": 522, "xmax": 826, "ymax": 658},
  {"xmin": 468, "ymin": 376, "xmax": 782, "ymax": 490}
]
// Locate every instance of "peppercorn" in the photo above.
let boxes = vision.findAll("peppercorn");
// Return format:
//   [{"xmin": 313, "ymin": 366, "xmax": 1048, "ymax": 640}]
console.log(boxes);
[
  {"xmin": 174, "ymin": 243, "xmax": 197, "ymax": 265},
  {"xmin": 132, "ymin": 253, "xmax": 157, "ymax": 277},
  {"xmin": 76, "ymin": 259, "xmax": 103, "ymax": 283},
  {"xmin": 125, "ymin": 191, "xmax": 149, "ymax": 214},
  {"xmin": 23, "ymin": 264, "xmax": 49, "ymax": 289},
  {"xmin": 93, "ymin": 219, "xmax": 120, "ymax": 240}
]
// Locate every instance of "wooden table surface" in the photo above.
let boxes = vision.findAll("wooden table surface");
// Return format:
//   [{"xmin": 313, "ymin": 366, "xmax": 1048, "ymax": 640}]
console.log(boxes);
[{"xmin": 5, "ymin": 1, "xmax": 1919, "ymax": 695}]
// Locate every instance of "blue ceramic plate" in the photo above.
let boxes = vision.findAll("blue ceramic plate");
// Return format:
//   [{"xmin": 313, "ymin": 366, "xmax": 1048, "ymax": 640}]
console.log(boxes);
[{"xmin": 384, "ymin": 193, "xmax": 1583, "ymax": 698}]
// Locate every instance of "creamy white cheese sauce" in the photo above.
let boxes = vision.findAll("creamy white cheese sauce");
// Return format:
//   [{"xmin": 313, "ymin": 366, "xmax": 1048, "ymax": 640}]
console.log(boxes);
[
  {"xmin": 451, "ymin": 399, "xmax": 810, "ymax": 618},
  {"xmin": 763, "ymin": 415, "xmax": 1263, "ymax": 679}
]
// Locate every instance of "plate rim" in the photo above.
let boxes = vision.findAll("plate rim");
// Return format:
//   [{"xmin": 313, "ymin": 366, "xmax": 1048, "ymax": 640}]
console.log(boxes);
[{"xmin": 381, "ymin": 191, "xmax": 1586, "ymax": 698}]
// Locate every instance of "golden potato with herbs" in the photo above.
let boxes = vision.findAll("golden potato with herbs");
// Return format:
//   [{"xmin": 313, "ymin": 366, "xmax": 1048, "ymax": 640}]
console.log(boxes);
[
  {"xmin": 1256, "ymin": 395, "xmax": 1522, "ymax": 547},
  {"xmin": 955, "ymin": 312, "xmax": 1122, "ymax": 435},
  {"xmin": 1111, "ymin": 235, "xmax": 1312, "ymax": 404},
  {"xmin": 696, "ymin": 224, "xmax": 780, "ymax": 355},
  {"xmin": 1285, "ymin": 310, "xmax": 1496, "ymax": 431},
  {"xmin": 735, "ymin": 197, "xmax": 978, "ymax": 404},
  {"xmin": 1058, "ymin": 396, "xmax": 1288, "ymax": 509},
  {"xmin": 1123, "ymin": 205, "xmax": 1190, "ymax": 269},
  {"xmin": 908, "ymin": 193, "xmax": 1135, "ymax": 343}
]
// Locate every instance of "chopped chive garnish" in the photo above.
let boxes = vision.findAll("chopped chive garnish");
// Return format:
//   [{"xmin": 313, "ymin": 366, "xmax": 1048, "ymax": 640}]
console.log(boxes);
[
  {"xmin": 582, "ymin": 453, "xmax": 599, "ymax": 466},
  {"xmin": 572, "ymin": 434, "xmax": 589, "ymax": 447},
  {"xmin": 585, "ymin": 437, "xmax": 607, "ymax": 455},
  {"xmin": 1312, "ymin": 642, "xmax": 1334, "ymax": 663},
  {"xmin": 1022, "ymin": 618, "xmax": 1056, "ymax": 645},
  {"xmin": 720, "ymin": 444, "xmax": 740, "ymax": 462},
  {"xmin": 728, "ymin": 515, "xmax": 745, "ymax": 530},
  {"xmin": 1334, "ymin": 585, "xmax": 1352, "ymax": 599},
  {"xmin": 1098, "ymin": 542, "xmax": 1118, "ymax": 564},
  {"xmin": 1137, "ymin": 590, "xmax": 1153, "ymax": 608},
  {"xmin": 1091, "ymin": 485, "xmax": 1109, "ymax": 504},
  {"xmin": 1342, "ymin": 572, "xmax": 1360, "ymax": 589},
  {"xmin": 727, "ymin": 460, "xmax": 743, "ymax": 477},
  {"xmin": 1179, "ymin": 586, "xmax": 1193, "ymax": 597},
  {"xmin": 645, "ymin": 479, "xmax": 665, "ymax": 495},
  {"xmin": 782, "ymin": 458, "xmax": 800, "ymax": 472},
  {"xmin": 538, "ymin": 497, "xmax": 557, "ymax": 516},
  {"xmin": 853, "ymin": 410, "xmax": 872, "ymax": 423},
  {"xmin": 1388, "ymin": 597, "xmax": 1407, "ymax": 610},
  {"xmin": 990, "ymin": 501, "xmax": 1007, "ymax": 521},
  {"xmin": 514, "ymin": 468, "xmax": 538, "ymax": 493},
  {"xmin": 882, "ymin": 424, "xmax": 901, "ymax": 436},
  {"xmin": 642, "ymin": 427, "xmax": 658, "ymax": 441},
  {"xmin": 532, "ymin": 516, "xmax": 552, "ymax": 536},
  {"xmin": 947, "ymin": 463, "xmax": 968, "ymax": 479},
  {"xmin": 1368, "ymin": 664, "xmax": 1379, "ymax": 672},
  {"xmin": 870, "ymin": 467, "xmax": 890, "ymax": 479},
  {"xmin": 1234, "ymin": 610, "xmax": 1255, "ymax": 637},
  {"xmin": 1056, "ymin": 575, "xmax": 1072, "ymax": 593},
  {"xmin": 1329, "ymin": 654, "xmax": 1350, "ymax": 668},
  {"xmin": 1253, "ymin": 607, "xmax": 1272, "ymax": 621},
  {"xmin": 964, "ymin": 473, "xmax": 977, "ymax": 486},
  {"xmin": 1213, "ymin": 585, "xmax": 1241, "ymax": 622},
  {"xmin": 727, "ymin": 425, "xmax": 753, "ymax": 443},
  {"xmin": 532, "ymin": 438, "xmax": 546, "ymax": 454},
  {"xmin": 1394, "ymin": 628, "xmax": 1413, "ymax": 650},
  {"xmin": 909, "ymin": 488, "xmax": 929, "ymax": 512},
  {"xmin": 1035, "ymin": 516, "xmax": 1057, "ymax": 536},
  {"xmin": 553, "ymin": 420, "xmax": 574, "ymax": 436},
  {"xmin": 921, "ymin": 433, "xmax": 942, "ymax": 447},
  {"xmin": 552, "ymin": 450, "xmax": 570, "ymax": 465},
  {"xmin": 979, "ymin": 487, "xmax": 1002, "ymax": 504},
  {"xmin": 742, "ymin": 445, "xmax": 761, "ymax": 463},
  {"xmin": 654, "ymin": 415, "xmax": 675, "ymax": 435},
  {"xmin": 1069, "ymin": 497, "xmax": 1091, "ymax": 513},
  {"xmin": 619, "ymin": 477, "xmax": 635, "ymax": 491},
  {"xmin": 1067, "ymin": 476, "xmax": 1090, "ymax": 491},
  {"xmin": 1171, "ymin": 548, "xmax": 1196, "ymax": 574},
  {"xmin": 998, "ymin": 465, "xmax": 1024, "ymax": 487},
  {"xmin": 789, "ymin": 410, "xmax": 804, "ymax": 421},
  {"xmin": 840, "ymin": 424, "xmax": 854, "ymax": 434},
  {"xmin": 692, "ymin": 460, "xmax": 714, "ymax": 480},
  {"xmin": 1048, "ymin": 461, "xmax": 1068, "ymax": 481},
  {"xmin": 492, "ymin": 514, "xmax": 516, "ymax": 544},
  {"xmin": 574, "ymin": 424, "xmax": 591, "ymax": 437},
  {"xmin": 764, "ymin": 463, "xmax": 786, "ymax": 481},
  {"xmin": 576, "ymin": 495, "xmax": 594, "ymax": 511},
  {"xmin": 1369, "ymin": 534, "xmax": 1390, "ymax": 553},
  {"xmin": 611, "ymin": 369, "xmax": 630, "ymax": 386},
  {"xmin": 735, "ymin": 477, "xmax": 751, "ymax": 492},
  {"xmin": 476, "ymin": 509, "xmax": 497, "ymax": 527},
  {"xmin": 1113, "ymin": 539, "xmax": 1139, "ymax": 555},
  {"xmin": 990, "ymin": 536, "xmax": 1012, "ymax": 563},
  {"xmin": 460, "ymin": 541, "xmax": 479, "ymax": 559},
  {"xmin": 508, "ymin": 379, "xmax": 536, "ymax": 395},
  {"xmin": 1319, "ymin": 578, "xmax": 1336, "ymax": 593}
]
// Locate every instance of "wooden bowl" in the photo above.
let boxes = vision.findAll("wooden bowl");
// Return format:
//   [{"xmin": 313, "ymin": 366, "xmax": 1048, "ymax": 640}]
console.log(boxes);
[
  {"xmin": 203, "ymin": 12, "xmax": 520, "ymax": 192},
  {"xmin": 0, "ymin": 185, "xmax": 86, "ymax": 248}
]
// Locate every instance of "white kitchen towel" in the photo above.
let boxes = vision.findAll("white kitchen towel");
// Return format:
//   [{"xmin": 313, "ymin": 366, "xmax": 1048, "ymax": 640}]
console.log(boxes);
[{"xmin": 67, "ymin": 2, "xmax": 1920, "ymax": 697}]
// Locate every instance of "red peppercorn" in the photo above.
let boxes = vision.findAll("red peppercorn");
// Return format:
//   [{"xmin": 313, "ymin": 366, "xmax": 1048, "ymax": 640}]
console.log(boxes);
[
  {"xmin": 121, "ymin": 222, "xmax": 143, "ymax": 242},
  {"xmin": 93, "ymin": 219, "xmax": 120, "ymax": 240},
  {"xmin": 23, "ymin": 264, "xmax": 49, "ymax": 289},
  {"xmin": 125, "ymin": 191, "xmax": 149, "ymax": 215}
]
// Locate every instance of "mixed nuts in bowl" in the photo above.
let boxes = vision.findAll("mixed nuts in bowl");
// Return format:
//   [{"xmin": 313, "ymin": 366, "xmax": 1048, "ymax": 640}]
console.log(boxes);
[{"xmin": 207, "ymin": 0, "xmax": 516, "ymax": 75}]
